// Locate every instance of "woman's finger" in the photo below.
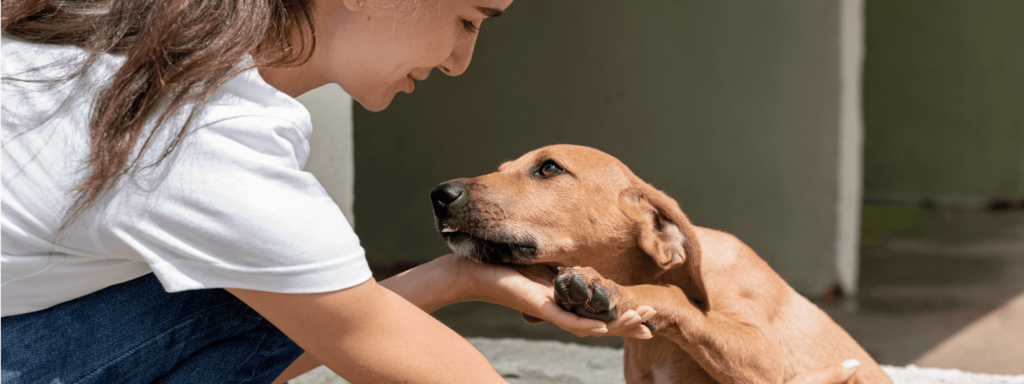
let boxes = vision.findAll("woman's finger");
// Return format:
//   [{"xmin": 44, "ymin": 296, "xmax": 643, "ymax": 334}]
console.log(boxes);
[
  {"xmin": 621, "ymin": 310, "xmax": 642, "ymax": 326},
  {"xmin": 608, "ymin": 305, "xmax": 656, "ymax": 338},
  {"xmin": 537, "ymin": 300, "xmax": 606, "ymax": 331},
  {"xmin": 637, "ymin": 305, "xmax": 656, "ymax": 322},
  {"xmin": 784, "ymin": 359, "xmax": 860, "ymax": 384},
  {"xmin": 589, "ymin": 306, "xmax": 656, "ymax": 339},
  {"xmin": 633, "ymin": 324, "xmax": 653, "ymax": 339}
]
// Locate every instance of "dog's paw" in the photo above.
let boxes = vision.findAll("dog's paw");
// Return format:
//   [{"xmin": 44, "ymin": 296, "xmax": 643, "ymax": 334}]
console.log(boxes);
[{"xmin": 554, "ymin": 266, "xmax": 620, "ymax": 322}]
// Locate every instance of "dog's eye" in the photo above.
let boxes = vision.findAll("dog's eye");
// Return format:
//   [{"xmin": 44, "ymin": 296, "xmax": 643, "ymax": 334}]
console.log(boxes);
[{"xmin": 537, "ymin": 160, "xmax": 564, "ymax": 177}]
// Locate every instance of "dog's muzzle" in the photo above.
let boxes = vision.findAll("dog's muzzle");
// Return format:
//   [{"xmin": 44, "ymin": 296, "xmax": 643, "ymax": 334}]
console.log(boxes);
[{"xmin": 429, "ymin": 180, "xmax": 538, "ymax": 265}]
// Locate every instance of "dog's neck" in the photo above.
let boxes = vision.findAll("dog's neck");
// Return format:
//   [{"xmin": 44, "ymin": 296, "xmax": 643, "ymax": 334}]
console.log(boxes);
[
  {"xmin": 573, "ymin": 246, "xmax": 670, "ymax": 287},
  {"xmin": 545, "ymin": 240, "xmax": 686, "ymax": 287}
]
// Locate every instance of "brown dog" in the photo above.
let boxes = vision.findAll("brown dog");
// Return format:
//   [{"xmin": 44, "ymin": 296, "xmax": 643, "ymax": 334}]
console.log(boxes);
[{"xmin": 429, "ymin": 144, "xmax": 891, "ymax": 384}]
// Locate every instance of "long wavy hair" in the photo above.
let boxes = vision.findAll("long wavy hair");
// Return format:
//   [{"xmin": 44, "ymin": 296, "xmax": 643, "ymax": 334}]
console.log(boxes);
[{"xmin": 2, "ymin": 0, "xmax": 317, "ymax": 230}]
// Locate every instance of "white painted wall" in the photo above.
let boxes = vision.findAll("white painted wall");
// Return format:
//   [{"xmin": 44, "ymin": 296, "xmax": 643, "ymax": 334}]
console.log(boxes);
[
  {"xmin": 836, "ymin": 0, "xmax": 865, "ymax": 296},
  {"xmin": 296, "ymin": 84, "xmax": 356, "ymax": 227}
]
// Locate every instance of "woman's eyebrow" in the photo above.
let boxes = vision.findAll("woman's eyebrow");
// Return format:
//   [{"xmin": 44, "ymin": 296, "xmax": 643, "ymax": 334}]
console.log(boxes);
[{"xmin": 476, "ymin": 6, "xmax": 504, "ymax": 18}]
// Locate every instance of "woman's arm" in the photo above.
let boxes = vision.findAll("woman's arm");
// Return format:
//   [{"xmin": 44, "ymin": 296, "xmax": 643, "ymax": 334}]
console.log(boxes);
[
  {"xmin": 265, "ymin": 254, "xmax": 656, "ymax": 383},
  {"xmin": 376, "ymin": 253, "xmax": 474, "ymax": 313},
  {"xmin": 379, "ymin": 254, "xmax": 656, "ymax": 337},
  {"xmin": 228, "ymin": 278, "xmax": 505, "ymax": 384},
  {"xmin": 267, "ymin": 256, "xmax": 469, "ymax": 384},
  {"xmin": 266, "ymin": 256, "xmax": 480, "ymax": 384}
]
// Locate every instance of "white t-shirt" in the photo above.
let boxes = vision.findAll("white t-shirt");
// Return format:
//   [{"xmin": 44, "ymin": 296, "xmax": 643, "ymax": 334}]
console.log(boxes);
[{"xmin": 1, "ymin": 37, "xmax": 373, "ymax": 317}]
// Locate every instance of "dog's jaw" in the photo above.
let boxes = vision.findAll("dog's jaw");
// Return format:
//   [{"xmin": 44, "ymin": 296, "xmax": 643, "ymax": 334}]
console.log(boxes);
[{"xmin": 437, "ymin": 224, "xmax": 539, "ymax": 265}]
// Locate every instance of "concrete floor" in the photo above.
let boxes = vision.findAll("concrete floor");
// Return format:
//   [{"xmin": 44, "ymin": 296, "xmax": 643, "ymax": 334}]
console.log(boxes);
[
  {"xmin": 430, "ymin": 208, "xmax": 1024, "ymax": 373},
  {"xmin": 294, "ymin": 338, "xmax": 1024, "ymax": 384},
  {"xmin": 818, "ymin": 207, "xmax": 1024, "ymax": 374}
]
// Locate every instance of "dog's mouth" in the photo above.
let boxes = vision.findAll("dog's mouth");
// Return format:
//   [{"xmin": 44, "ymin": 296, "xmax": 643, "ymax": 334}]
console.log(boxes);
[{"xmin": 438, "ymin": 223, "xmax": 538, "ymax": 265}]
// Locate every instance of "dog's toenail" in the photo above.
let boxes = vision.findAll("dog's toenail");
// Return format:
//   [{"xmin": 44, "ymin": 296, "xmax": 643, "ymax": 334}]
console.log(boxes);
[{"xmin": 554, "ymin": 274, "xmax": 572, "ymax": 296}]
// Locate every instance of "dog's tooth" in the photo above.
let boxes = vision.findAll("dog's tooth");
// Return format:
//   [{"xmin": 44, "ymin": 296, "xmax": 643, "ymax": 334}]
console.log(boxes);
[{"xmin": 441, "ymin": 227, "xmax": 458, "ymax": 233}]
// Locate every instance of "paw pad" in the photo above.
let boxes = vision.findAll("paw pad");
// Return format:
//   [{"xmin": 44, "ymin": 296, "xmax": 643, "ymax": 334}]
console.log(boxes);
[{"xmin": 554, "ymin": 267, "xmax": 618, "ymax": 322}]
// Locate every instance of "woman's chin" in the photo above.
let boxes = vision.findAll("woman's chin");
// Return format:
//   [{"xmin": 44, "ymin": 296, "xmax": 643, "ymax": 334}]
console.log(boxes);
[{"xmin": 354, "ymin": 91, "xmax": 397, "ymax": 112}]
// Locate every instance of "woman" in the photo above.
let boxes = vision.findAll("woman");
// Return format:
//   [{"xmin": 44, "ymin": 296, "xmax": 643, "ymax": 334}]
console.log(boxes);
[{"xmin": 0, "ymin": 0, "xmax": 863, "ymax": 382}]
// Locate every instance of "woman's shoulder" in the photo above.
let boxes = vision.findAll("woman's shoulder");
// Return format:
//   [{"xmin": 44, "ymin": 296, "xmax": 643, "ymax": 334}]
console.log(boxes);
[
  {"xmin": 200, "ymin": 68, "xmax": 313, "ymax": 139},
  {"xmin": 178, "ymin": 70, "xmax": 315, "ymax": 171},
  {"xmin": 1, "ymin": 35, "xmax": 311, "ymax": 138},
  {"xmin": 1, "ymin": 35, "xmax": 123, "ymax": 82}
]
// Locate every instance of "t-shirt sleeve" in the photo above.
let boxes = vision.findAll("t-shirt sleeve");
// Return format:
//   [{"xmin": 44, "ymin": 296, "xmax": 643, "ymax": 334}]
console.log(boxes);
[{"xmin": 99, "ymin": 114, "xmax": 372, "ymax": 294}]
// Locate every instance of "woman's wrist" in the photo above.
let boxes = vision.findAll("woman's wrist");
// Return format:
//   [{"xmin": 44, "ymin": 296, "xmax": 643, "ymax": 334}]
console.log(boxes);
[
  {"xmin": 378, "ymin": 254, "xmax": 477, "ymax": 313},
  {"xmin": 431, "ymin": 254, "xmax": 474, "ymax": 306},
  {"xmin": 437, "ymin": 254, "xmax": 516, "ymax": 308},
  {"xmin": 439, "ymin": 254, "xmax": 491, "ymax": 304}
]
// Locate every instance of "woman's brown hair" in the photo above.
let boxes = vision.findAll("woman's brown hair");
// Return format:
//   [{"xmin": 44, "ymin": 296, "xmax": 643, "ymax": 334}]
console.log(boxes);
[{"xmin": 2, "ymin": 0, "xmax": 316, "ymax": 229}]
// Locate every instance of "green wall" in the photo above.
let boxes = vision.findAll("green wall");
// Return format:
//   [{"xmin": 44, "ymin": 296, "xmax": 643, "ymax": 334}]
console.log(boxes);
[
  {"xmin": 353, "ymin": 0, "xmax": 844, "ymax": 294},
  {"xmin": 864, "ymin": 0, "xmax": 1024, "ymax": 205}
]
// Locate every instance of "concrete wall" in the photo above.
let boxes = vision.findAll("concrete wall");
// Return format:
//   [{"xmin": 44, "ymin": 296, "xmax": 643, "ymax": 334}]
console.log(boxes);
[
  {"xmin": 863, "ymin": 0, "xmax": 1024, "ymax": 206},
  {"xmin": 297, "ymin": 84, "xmax": 356, "ymax": 227},
  {"xmin": 354, "ymin": 0, "xmax": 848, "ymax": 294}
]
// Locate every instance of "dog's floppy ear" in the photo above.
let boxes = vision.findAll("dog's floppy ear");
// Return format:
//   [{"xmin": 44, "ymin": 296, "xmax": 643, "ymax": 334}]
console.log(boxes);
[{"xmin": 626, "ymin": 182, "xmax": 710, "ymax": 311}]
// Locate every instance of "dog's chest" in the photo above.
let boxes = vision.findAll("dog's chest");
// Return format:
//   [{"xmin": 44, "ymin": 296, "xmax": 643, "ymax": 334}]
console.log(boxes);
[
  {"xmin": 624, "ymin": 340, "xmax": 717, "ymax": 384},
  {"xmin": 650, "ymin": 361, "xmax": 683, "ymax": 384}
]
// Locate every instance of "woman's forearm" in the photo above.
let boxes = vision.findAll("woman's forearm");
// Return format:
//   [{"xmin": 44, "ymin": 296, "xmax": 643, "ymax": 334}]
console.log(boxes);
[
  {"xmin": 231, "ymin": 279, "xmax": 505, "ymax": 384},
  {"xmin": 270, "ymin": 257, "xmax": 475, "ymax": 384},
  {"xmin": 269, "ymin": 255, "xmax": 483, "ymax": 384},
  {"xmin": 378, "ymin": 254, "xmax": 474, "ymax": 313}
]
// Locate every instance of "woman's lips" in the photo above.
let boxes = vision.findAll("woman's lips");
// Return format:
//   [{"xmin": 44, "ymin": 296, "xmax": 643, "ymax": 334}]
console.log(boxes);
[{"xmin": 402, "ymin": 75, "xmax": 415, "ymax": 94}]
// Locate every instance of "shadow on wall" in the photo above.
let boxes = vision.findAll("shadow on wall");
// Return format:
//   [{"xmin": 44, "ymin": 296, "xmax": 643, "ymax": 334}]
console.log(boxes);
[{"xmin": 862, "ymin": 0, "xmax": 1024, "ymax": 208}]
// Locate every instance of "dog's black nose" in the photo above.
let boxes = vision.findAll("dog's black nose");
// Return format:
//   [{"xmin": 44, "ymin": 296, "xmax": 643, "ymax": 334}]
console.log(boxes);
[{"xmin": 430, "ymin": 181, "xmax": 466, "ymax": 214}]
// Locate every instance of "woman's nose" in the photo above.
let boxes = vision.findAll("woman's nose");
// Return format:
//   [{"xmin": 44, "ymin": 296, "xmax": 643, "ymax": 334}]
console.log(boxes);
[{"xmin": 437, "ymin": 34, "xmax": 477, "ymax": 76}]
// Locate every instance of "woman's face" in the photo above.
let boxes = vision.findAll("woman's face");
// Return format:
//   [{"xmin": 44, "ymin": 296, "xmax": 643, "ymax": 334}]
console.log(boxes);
[{"xmin": 313, "ymin": 0, "xmax": 513, "ymax": 111}]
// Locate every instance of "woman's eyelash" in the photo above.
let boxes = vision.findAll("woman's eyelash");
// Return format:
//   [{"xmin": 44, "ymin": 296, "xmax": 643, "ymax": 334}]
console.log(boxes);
[{"xmin": 462, "ymin": 19, "xmax": 478, "ymax": 33}]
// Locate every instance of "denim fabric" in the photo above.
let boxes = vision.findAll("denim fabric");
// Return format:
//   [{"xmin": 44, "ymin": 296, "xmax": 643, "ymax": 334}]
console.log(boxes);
[{"xmin": 1, "ymin": 273, "xmax": 304, "ymax": 384}]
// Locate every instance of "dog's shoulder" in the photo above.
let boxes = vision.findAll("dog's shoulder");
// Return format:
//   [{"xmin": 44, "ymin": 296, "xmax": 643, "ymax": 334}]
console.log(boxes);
[
  {"xmin": 693, "ymin": 226, "xmax": 746, "ymax": 261},
  {"xmin": 692, "ymin": 226, "xmax": 775, "ymax": 278}
]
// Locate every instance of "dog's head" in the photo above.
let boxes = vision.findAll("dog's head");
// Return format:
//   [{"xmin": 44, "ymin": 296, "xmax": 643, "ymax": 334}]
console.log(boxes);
[{"xmin": 430, "ymin": 144, "xmax": 709, "ymax": 309}]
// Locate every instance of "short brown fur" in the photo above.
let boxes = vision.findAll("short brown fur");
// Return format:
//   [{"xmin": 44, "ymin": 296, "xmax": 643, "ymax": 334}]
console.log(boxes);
[{"xmin": 435, "ymin": 144, "xmax": 891, "ymax": 384}]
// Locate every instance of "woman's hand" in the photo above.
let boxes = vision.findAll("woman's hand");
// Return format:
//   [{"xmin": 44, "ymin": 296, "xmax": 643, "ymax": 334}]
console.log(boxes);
[{"xmin": 450, "ymin": 255, "xmax": 656, "ymax": 339}]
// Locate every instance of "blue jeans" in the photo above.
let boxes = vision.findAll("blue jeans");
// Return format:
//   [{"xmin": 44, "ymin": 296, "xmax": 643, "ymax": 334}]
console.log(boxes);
[{"xmin": 1, "ymin": 273, "xmax": 304, "ymax": 383}]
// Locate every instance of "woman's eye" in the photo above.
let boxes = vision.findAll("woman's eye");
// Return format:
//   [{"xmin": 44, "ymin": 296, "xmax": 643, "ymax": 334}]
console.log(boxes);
[
  {"xmin": 462, "ymin": 19, "xmax": 479, "ymax": 33},
  {"xmin": 539, "ymin": 161, "xmax": 562, "ymax": 177}
]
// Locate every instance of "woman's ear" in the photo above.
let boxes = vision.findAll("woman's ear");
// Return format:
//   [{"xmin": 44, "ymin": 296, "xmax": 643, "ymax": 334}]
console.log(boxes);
[{"xmin": 628, "ymin": 183, "xmax": 711, "ymax": 311}]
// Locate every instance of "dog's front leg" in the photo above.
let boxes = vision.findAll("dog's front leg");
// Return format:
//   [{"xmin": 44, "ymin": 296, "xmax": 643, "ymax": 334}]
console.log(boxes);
[{"xmin": 555, "ymin": 266, "xmax": 785, "ymax": 384}]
